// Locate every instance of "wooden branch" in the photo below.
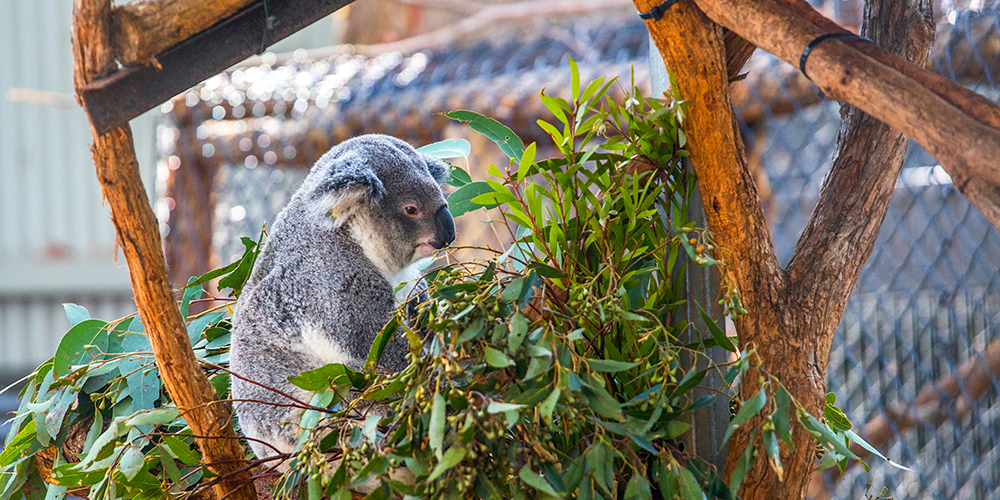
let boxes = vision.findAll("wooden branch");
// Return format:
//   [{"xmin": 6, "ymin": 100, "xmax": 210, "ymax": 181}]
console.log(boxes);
[
  {"xmin": 695, "ymin": 0, "xmax": 1000, "ymax": 231},
  {"xmin": 270, "ymin": 0, "xmax": 632, "ymax": 60},
  {"xmin": 634, "ymin": 0, "xmax": 783, "ymax": 304},
  {"xmin": 634, "ymin": 5, "xmax": 797, "ymax": 494},
  {"xmin": 110, "ymin": 0, "xmax": 256, "ymax": 67},
  {"xmin": 786, "ymin": 0, "xmax": 934, "ymax": 312},
  {"xmin": 72, "ymin": 2, "xmax": 258, "ymax": 500}
]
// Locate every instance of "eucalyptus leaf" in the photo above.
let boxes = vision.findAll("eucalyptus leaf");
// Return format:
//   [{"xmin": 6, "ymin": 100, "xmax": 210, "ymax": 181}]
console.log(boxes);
[{"xmin": 417, "ymin": 138, "xmax": 472, "ymax": 159}]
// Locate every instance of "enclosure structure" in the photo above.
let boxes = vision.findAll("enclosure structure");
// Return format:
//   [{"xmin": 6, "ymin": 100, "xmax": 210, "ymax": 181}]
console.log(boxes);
[
  {"xmin": 49, "ymin": 0, "xmax": 1000, "ymax": 499},
  {"xmin": 154, "ymin": 6, "xmax": 1000, "ymax": 498}
]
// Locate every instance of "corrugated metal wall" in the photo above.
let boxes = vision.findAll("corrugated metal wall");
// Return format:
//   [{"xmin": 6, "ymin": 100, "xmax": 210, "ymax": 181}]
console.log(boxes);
[{"xmin": 0, "ymin": 0, "xmax": 158, "ymax": 382}]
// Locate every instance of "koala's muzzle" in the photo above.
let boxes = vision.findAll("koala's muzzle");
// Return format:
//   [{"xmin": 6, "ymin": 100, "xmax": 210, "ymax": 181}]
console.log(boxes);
[{"xmin": 434, "ymin": 206, "xmax": 456, "ymax": 249}]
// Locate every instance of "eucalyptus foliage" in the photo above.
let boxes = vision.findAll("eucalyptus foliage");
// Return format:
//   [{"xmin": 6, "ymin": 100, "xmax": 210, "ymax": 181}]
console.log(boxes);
[{"xmin": 0, "ymin": 64, "xmax": 902, "ymax": 500}]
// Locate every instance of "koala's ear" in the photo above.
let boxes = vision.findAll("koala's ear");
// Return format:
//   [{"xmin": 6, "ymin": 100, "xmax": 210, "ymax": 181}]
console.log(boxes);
[
  {"xmin": 422, "ymin": 155, "xmax": 451, "ymax": 188},
  {"xmin": 309, "ymin": 151, "xmax": 385, "ymax": 227}
]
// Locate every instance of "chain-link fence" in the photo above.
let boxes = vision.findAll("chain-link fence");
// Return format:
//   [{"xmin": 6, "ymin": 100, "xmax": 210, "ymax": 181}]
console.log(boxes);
[{"xmin": 162, "ymin": 4, "xmax": 1000, "ymax": 498}]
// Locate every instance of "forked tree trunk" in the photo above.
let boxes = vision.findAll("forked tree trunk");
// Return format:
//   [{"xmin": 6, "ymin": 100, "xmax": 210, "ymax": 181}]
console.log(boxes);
[{"xmin": 634, "ymin": 0, "xmax": 934, "ymax": 498}]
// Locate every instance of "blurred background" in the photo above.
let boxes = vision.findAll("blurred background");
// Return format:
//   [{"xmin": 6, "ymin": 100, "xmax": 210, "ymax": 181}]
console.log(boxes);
[{"xmin": 1, "ymin": 0, "xmax": 999, "ymax": 498}]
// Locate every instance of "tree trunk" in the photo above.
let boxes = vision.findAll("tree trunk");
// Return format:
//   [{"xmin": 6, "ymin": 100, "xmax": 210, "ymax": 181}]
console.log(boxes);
[
  {"xmin": 71, "ymin": 2, "xmax": 258, "ymax": 500},
  {"xmin": 635, "ymin": 0, "xmax": 934, "ymax": 498}
]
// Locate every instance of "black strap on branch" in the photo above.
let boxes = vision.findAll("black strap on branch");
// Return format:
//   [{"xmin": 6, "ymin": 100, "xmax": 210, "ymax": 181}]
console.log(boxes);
[
  {"xmin": 798, "ymin": 32, "xmax": 872, "ymax": 82},
  {"xmin": 638, "ymin": 0, "xmax": 679, "ymax": 21},
  {"xmin": 259, "ymin": 0, "xmax": 281, "ymax": 54}
]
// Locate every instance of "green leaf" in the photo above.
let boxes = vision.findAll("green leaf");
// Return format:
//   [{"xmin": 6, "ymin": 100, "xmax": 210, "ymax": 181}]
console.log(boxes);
[
  {"xmin": 125, "ymin": 408, "xmax": 179, "ymax": 428},
  {"xmin": 586, "ymin": 358, "xmax": 638, "ymax": 373},
  {"xmin": 517, "ymin": 142, "xmax": 537, "ymax": 183},
  {"xmin": 676, "ymin": 466, "xmax": 702, "ymax": 500},
  {"xmin": 487, "ymin": 402, "xmax": 525, "ymax": 414},
  {"xmin": 669, "ymin": 368, "xmax": 707, "ymax": 398},
  {"xmin": 416, "ymin": 138, "xmax": 471, "ymax": 159},
  {"xmin": 119, "ymin": 444, "xmax": 145, "ymax": 481},
  {"xmin": 518, "ymin": 467, "xmax": 559, "ymax": 498},
  {"xmin": 161, "ymin": 436, "xmax": 200, "ymax": 466},
  {"xmin": 348, "ymin": 455, "xmax": 389, "ymax": 488},
  {"xmin": 508, "ymin": 312, "xmax": 529, "ymax": 352},
  {"xmin": 797, "ymin": 410, "xmax": 858, "ymax": 460},
  {"xmin": 763, "ymin": 429, "xmax": 784, "ymax": 480},
  {"xmin": 218, "ymin": 233, "xmax": 263, "ymax": 297},
  {"xmin": 443, "ymin": 110, "xmax": 525, "ymax": 160},
  {"xmin": 186, "ymin": 311, "xmax": 224, "ymax": 345},
  {"xmin": 538, "ymin": 388, "xmax": 560, "ymax": 425},
  {"xmin": 62, "ymin": 304, "xmax": 90, "ymax": 327},
  {"xmin": 729, "ymin": 430, "xmax": 757, "ymax": 496},
  {"xmin": 568, "ymin": 57, "xmax": 580, "ymax": 103},
  {"xmin": 119, "ymin": 333, "xmax": 160, "ymax": 416},
  {"xmin": 447, "ymin": 181, "xmax": 494, "ymax": 217},
  {"xmin": 180, "ymin": 278, "xmax": 203, "ymax": 320},
  {"xmin": 500, "ymin": 277, "xmax": 526, "ymax": 301},
  {"xmin": 773, "ymin": 384, "xmax": 794, "ymax": 448},
  {"xmin": 845, "ymin": 430, "xmax": 913, "ymax": 471},
  {"xmin": 429, "ymin": 392, "xmax": 445, "ymax": 459},
  {"xmin": 583, "ymin": 381, "xmax": 623, "ymax": 420},
  {"xmin": 366, "ymin": 316, "xmax": 398, "ymax": 370},
  {"xmin": 288, "ymin": 363, "xmax": 365, "ymax": 391},
  {"xmin": 484, "ymin": 346, "xmax": 514, "ymax": 368},
  {"xmin": 723, "ymin": 387, "xmax": 766, "ymax": 443},
  {"xmin": 697, "ymin": 302, "xmax": 735, "ymax": 353},
  {"xmin": 824, "ymin": 401, "xmax": 852, "ymax": 433},
  {"xmin": 427, "ymin": 446, "xmax": 467, "ymax": 482},
  {"xmin": 54, "ymin": 319, "xmax": 110, "ymax": 377},
  {"xmin": 448, "ymin": 165, "xmax": 473, "ymax": 187}
]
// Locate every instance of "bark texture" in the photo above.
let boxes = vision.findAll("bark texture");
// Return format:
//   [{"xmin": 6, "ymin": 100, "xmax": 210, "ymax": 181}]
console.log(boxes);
[
  {"xmin": 110, "ymin": 0, "xmax": 255, "ymax": 67},
  {"xmin": 636, "ymin": 0, "xmax": 935, "ymax": 498},
  {"xmin": 72, "ymin": 2, "xmax": 257, "ymax": 500}
]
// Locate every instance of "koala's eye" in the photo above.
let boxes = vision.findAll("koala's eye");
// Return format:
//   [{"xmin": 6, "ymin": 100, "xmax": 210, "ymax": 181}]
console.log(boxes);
[{"xmin": 403, "ymin": 205, "xmax": 419, "ymax": 216}]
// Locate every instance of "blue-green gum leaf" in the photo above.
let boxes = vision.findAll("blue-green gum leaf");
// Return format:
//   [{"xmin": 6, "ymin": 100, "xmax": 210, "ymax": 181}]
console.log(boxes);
[
  {"xmin": 62, "ymin": 304, "xmax": 90, "ymax": 327},
  {"xmin": 416, "ymin": 138, "xmax": 471, "ymax": 159}
]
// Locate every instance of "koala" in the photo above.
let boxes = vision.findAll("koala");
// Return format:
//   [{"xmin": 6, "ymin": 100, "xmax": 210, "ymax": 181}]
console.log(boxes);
[{"xmin": 229, "ymin": 134, "xmax": 455, "ymax": 466}]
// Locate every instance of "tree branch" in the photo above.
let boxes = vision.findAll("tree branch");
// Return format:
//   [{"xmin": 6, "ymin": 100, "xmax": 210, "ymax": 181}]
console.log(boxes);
[
  {"xmin": 110, "ymin": 0, "xmax": 256, "ymax": 67},
  {"xmin": 786, "ymin": 0, "xmax": 934, "ymax": 345},
  {"xmin": 694, "ymin": 0, "xmax": 1000, "ymax": 231}
]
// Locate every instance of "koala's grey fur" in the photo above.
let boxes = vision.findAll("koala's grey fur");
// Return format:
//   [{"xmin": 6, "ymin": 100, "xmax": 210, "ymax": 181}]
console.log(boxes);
[{"xmin": 229, "ymin": 134, "xmax": 453, "ymax": 466}]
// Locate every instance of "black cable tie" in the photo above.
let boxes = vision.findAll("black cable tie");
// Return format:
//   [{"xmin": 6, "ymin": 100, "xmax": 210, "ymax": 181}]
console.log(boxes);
[
  {"xmin": 638, "ymin": 0, "xmax": 680, "ymax": 21},
  {"xmin": 799, "ymin": 32, "xmax": 872, "ymax": 89},
  {"xmin": 259, "ymin": 0, "xmax": 280, "ymax": 55}
]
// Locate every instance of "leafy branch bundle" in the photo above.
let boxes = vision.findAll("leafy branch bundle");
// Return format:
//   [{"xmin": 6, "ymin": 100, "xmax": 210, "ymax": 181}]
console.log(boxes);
[{"xmin": 0, "ymin": 65, "xmax": 900, "ymax": 500}]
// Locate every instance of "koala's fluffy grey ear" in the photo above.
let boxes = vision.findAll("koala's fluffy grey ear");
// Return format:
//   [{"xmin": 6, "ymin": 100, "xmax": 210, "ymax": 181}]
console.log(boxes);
[
  {"xmin": 422, "ymin": 155, "xmax": 451, "ymax": 187},
  {"xmin": 310, "ymin": 151, "xmax": 385, "ymax": 227}
]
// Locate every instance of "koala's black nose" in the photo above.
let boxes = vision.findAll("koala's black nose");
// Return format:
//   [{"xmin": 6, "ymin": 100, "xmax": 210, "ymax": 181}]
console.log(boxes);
[{"xmin": 434, "ymin": 206, "xmax": 456, "ymax": 249}]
